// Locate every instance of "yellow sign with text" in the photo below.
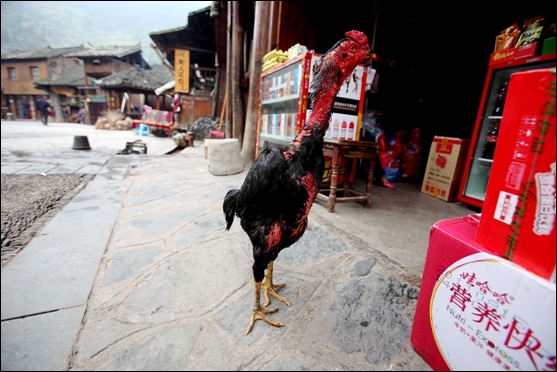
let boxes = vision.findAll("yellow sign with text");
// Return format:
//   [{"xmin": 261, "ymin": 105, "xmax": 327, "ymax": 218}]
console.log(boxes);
[{"xmin": 174, "ymin": 49, "xmax": 190, "ymax": 93}]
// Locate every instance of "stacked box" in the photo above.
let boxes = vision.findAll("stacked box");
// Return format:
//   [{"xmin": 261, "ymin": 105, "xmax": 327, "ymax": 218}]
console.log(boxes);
[
  {"xmin": 421, "ymin": 137, "xmax": 470, "ymax": 202},
  {"xmin": 476, "ymin": 68, "xmax": 556, "ymax": 281},
  {"xmin": 411, "ymin": 214, "xmax": 556, "ymax": 371}
]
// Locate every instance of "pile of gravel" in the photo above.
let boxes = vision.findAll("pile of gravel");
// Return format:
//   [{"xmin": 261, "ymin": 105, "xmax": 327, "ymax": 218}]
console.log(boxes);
[
  {"xmin": 1, "ymin": 174, "xmax": 90, "ymax": 268},
  {"xmin": 175, "ymin": 116, "xmax": 225, "ymax": 140}
]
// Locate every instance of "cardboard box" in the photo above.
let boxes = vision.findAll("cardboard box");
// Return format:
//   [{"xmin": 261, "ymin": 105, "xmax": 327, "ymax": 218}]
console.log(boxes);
[
  {"xmin": 288, "ymin": 43, "xmax": 308, "ymax": 60},
  {"xmin": 488, "ymin": 42, "xmax": 538, "ymax": 66},
  {"xmin": 411, "ymin": 215, "xmax": 556, "ymax": 371},
  {"xmin": 476, "ymin": 68, "xmax": 556, "ymax": 281},
  {"xmin": 421, "ymin": 137, "xmax": 470, "ymax": 201}
]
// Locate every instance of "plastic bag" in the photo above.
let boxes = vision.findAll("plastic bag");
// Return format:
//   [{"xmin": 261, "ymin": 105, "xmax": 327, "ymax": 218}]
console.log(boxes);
[
  {"xmin": 377, "ymin": 131, "xmax": 403, "ymax": 183},
  {"xmin": 362, "ymin": 110, "xmax": 383, "ymax": 141}
]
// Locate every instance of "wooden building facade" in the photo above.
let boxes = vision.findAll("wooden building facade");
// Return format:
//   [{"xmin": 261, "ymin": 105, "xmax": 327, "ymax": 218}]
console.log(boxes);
[
  {"xmin": 1, "ymin": 46, "xmax": 84, "ymax": 120},
  {"xmin": 149, "ymin": 6, "xmax": 216, "ymax": 126}
]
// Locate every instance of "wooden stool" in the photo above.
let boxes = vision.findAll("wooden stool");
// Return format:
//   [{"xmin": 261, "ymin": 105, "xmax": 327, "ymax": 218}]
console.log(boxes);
[{"xmin": 316, "ymin": 140, "xmax": 378, "ymax": 213}]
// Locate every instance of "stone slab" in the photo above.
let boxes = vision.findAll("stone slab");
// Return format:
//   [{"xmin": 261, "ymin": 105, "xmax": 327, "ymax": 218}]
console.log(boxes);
[
  {"xmin": 1, "ymin": 305, "xmax": 86, "ymax": 371},
  {"xmin": 95, "ymin": 324, "xmax": 202, "ymax": 371},
  {"xmin": 13, "ymin": 165, "xmax": 58, "ymax": 175},
  {"xmin": 0, "ymin": 165, "xmax": 32, "ymax": 174},
  {"xmin": 0, "ymin": 178, "xmax": 131, "ymax": 320}
]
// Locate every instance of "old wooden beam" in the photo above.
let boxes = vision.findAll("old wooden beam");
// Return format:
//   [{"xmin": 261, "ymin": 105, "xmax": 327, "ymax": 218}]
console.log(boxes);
[
  {"xmin": 241, "ymin": 1, "xmax": 271, "ymax": 164},
  {"xmin": 231, "ymin": 1, "xmax": 245, "ymax": 147},
  {"xmin": 225, "ymin": 1, "xmax": 233, "ymax": 139}
]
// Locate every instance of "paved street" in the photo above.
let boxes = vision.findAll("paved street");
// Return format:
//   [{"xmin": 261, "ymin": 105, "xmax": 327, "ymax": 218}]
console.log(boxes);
[{"xmin": 1, "ymin": 119, "xmax": 475, "ymax": 370}]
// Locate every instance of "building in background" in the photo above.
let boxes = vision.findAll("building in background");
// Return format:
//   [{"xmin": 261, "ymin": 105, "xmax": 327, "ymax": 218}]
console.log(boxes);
[
  {"xmin": 2, "ymin": 43, "xmax": 152, "ymax": 124},
  {"xmin": 149, "ymin": 6, "xmax": 217, "ymax": 125},
  {"xmin": 1, "ymin": 45, "xmax": 84, "ymax": 120}
]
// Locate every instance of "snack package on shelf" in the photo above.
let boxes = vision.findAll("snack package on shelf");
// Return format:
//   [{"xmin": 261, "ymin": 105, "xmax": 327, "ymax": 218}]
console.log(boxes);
[
  {"xmin": 262, "ymin": 49, "xmax": 289, "ymax": 73},
  {"xmin": 288, "ymin": 44, "xmax": 308, "ymax": 60},
  {"xmin": 516, "ymin": 16, "xmax": 545, "ymax": 48},
  {"xmin": 494, "ymin": 23, "xmax": 521, "ymax": 52}
]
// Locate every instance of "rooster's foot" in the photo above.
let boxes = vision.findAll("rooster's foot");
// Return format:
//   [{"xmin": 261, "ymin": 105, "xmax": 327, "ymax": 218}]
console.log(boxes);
[
  {"xmin": 263, "ymin": 261, "xmax": 291, "ymax": 307},
  {"xmin": 246, "ymin": 308, "xmax": 284, "ymax": 335},
  {"xmin": 263, "ymin": 281, "xmax": 290, "ymax": 307}
]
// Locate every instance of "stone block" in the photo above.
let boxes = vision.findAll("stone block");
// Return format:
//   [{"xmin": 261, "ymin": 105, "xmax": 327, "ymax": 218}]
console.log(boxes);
[
  {"xmin": 204, "ymin": 139, "xmax": 220, "ymax": 159},
  {"xmin": 208, "ymin": 138, "xmax": 243, "ymax": 176}
]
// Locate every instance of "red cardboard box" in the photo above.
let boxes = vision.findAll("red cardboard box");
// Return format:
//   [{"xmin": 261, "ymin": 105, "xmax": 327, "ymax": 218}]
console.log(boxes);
[
  {"xmin": 411, "ymin": 215, "xmax": 556, "ymax": 371},
  {"xmin": 476, "ymin": 68, "xmax": 556, "ymax": 281},
  {"xmin": 489, "ymin": 42, "xmax": 538, "ymax": 66},
  {"xmin": 421, "ymin": 137, "xmax": 470, "ymax": 201}
]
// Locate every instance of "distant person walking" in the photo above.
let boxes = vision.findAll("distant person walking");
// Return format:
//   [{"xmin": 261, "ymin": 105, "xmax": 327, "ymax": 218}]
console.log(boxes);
[{"xmin": 36, "ymin": 96, "xmax": 53, "ymax": 125}]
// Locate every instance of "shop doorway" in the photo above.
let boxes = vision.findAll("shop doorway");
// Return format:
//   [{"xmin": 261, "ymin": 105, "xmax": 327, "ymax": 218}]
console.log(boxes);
[{"xmin": 15, "ymin": 96, "xmax": 32, "ymax": 119}]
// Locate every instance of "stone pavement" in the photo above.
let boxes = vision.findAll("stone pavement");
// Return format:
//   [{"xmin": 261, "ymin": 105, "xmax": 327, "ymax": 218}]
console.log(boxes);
[{"xmin": 1, "ymin": 119, "xmax": 475, "ymax": 370}]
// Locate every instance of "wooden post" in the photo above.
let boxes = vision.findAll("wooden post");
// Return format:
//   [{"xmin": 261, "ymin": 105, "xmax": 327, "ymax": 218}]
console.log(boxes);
[
  {"xmin": 211, "ymin": 55, "xmax": 219, "ymax": 120},
  {"xmin": 115, "ymin": 93, "xmax": 121, "ymax": 112},
  {"xmin": 268, "ymin": 1, "xmax": 276, "ymax": 50},
  {"xmin": 231, "ymin": 1, "xmax": 245, "ymax": 147},
  {"xmin": 191, "ymin": 98, "xmax": 194, "ymax": 124},
  {"xmin": 225, "ymin": 2, "xmax": 233, "ymax": 139},
  {"xmin": 241, "ymin": 1, "xmax": 271, "ymax": 165},
  {"xmin": 9, "ymin": 95, "xmax": 16, "ymax": 118}
]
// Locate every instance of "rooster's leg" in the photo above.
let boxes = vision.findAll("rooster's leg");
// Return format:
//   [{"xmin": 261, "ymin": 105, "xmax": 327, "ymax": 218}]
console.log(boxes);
[
  {"xmin": 246, "ymin": 280, "xmax": 284, "ymax": 335},
  {"xmin": 263, "ymin": 261, "xmax": 290, "ymax": 307}
]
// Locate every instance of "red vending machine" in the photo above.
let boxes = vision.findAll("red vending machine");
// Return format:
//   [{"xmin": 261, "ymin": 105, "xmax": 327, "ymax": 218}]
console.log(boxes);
[{"xmin": 458, "ymin": 51, "xmax": 555, "ymax": 209}]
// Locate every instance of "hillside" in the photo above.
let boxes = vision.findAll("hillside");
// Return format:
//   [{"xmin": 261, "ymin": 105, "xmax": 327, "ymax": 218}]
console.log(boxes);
[{"xmin": 1, "ymin": 1, "xmax": 211, "ymax": 66}]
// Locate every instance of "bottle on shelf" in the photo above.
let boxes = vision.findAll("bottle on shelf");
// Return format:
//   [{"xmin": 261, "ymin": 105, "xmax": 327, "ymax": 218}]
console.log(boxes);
[
  {"xmin": 491, "ymin": 79, "xmax": 509, "ymax": 116},
  {"xmin": 332, "ymin": 119, "xmax": 340, "ymax": 139},
  {"xmin": 340, "ymin": 121, "xmax": 347, "ymax": 140},
  {"xmin": 347, "ymin": 122, "xmax": 355, "ymax": 140},
  {"xmin": 482, "ymin": 120, "xmax": 501, "ymax": 159}
]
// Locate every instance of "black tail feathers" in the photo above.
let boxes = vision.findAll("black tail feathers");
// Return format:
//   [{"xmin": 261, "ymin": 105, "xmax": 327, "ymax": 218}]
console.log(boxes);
[{"xmin": 223, "ymin": 189, "xmax": 239, "ymax": 230}]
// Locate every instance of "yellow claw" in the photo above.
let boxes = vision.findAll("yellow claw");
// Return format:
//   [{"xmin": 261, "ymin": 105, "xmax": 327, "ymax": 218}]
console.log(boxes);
[
  {"xmin": 263, "ymin": 282, "xmax": 290, "ymax": 307},
  {"xmin": 246, "ymin": 309, "xmax": 284, "ymax": 335},
  {"xmin": 245, "ymin": 261, "xmax": 293, "ymax": 335},
  {"xmin": 263, "ymin": 261, "xmax": 290, "ymax": 307}
]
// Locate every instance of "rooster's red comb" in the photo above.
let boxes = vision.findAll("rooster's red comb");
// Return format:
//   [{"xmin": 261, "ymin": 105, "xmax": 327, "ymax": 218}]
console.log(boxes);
[{"xmin": 345, "ymin": 30, "xmax": 368, "ymax": 45}]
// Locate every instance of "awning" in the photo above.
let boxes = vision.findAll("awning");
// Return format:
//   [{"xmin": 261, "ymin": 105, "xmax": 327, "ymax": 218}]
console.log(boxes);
[{"xmin": 155, "ymin": 80, "xmax": 175, "ymax": 96}]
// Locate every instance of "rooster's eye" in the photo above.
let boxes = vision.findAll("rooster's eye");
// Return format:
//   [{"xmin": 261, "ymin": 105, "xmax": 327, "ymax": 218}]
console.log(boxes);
[{"xmin": 350, "ymin": 45, "xmax": 356, "ymax": 52}]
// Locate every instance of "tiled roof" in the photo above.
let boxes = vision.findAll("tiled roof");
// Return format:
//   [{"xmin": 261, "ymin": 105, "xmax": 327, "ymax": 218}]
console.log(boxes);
[
  {"xmin": 149, "ymin": 6, "xmax": 215, "ymax": 68},
  {"xmin": 1, "ymin": 45, "xmax": 84, "ymax": 60},
  {"xmin": 95, "ymin": 66, "xmax": 162, "ymax": 90},
  {"xmin": 147, "ymin": 64, "xmax": 175, "ymax": 85},
  {"xmin": 34, "ymin": 64, "xmax": 86, "ymax": 87},
  {"xmin": 63, "ymin": 44, "xmax": 142, "ymax": 58}
]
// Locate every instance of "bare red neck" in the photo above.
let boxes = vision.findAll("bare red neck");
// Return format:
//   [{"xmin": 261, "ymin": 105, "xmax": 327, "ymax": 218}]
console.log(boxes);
[{"xmin": 293, "ymin": 76, "xmax": 342, "ymax": 142}]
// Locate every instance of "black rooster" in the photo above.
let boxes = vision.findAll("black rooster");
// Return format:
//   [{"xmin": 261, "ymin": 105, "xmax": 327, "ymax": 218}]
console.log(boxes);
[{"xmin": 223, "ymin": 31, "xmax": 372, "ymax": 334}]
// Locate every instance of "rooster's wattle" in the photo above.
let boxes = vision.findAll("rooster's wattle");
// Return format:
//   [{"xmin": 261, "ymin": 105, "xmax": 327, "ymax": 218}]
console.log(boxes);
[{"xmin": 223, "ymin": 30, "xmax": 372, "ymax": 334}]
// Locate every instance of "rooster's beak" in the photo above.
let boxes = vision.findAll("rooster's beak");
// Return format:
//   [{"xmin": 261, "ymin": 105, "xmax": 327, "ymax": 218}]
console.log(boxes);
[{"xmin": 364, "ymin": 50, "xmax": 374, "ymax": 66}]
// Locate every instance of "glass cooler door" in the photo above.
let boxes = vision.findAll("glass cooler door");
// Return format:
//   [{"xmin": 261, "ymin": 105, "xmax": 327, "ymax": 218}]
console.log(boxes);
[{"xmin": 461, "ymin": 59, "xmax": 556, "ymax": 204}]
